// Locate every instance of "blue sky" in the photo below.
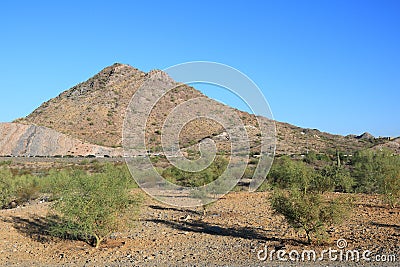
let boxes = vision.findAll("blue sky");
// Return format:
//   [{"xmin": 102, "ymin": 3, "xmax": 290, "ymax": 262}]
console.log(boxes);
[{"xmin": 0, "ymin": 0, "xmax": 399, "ymax": 137}]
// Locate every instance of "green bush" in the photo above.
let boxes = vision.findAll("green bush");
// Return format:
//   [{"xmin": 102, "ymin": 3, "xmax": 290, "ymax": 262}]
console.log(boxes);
[
  {"xmin": 271, "ymin": 189, "xmax": 350, "ymax": 244},
  {"xmin": 0, "ymin": 168, "xmax": 40, "ymax": 207},
  {"xmin": 374, "ymin": 152, "xmax": 400, "ymax": 208},
  {"xmin": 352, "ymin": 149, "xmax": 400, "ymax": 207},
  {"xmin": 48, "ymin": 164, "xmax": 141, "ymax": 248},
  {"xmin": 38, "ymin": 169, "xmax": 74, "ymax": 201},
  {"xmin": 303, "ymin": 151, "xmax": 317, "ymax": 164},
  {"xmin": 162, "ymin": 156, "xmax": 228, "ymax": 187},
  {"xmin": 0, "ymin": 160, "xmax": 12, "ymax": 166},
  {"xmin": 0, "ymin": 168, "xmax": 15, "ymax": 207},
  {"xmin": 268, "ymin": 157, "xmax": 314, "ymax": 193},
  {"xmin": 352, "ymin": 150, "xmax": 382, "ymax": 193},
  {"xmin": 14, "ymin": 174, "xmax": 40, "ymax": 204},
  {"xmin": 315, "ymin": 165, "xmax": 354, "ymax": 193},
  {"xmin": 268, "ymin": 158, "xmax": 351, "ymax": 244}
]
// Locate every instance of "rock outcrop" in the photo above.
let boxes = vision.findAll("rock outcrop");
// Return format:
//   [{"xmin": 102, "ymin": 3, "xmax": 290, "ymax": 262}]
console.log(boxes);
[{"xmin": 0, "ymin": 123, "xmax": 121, "ymax": 157}]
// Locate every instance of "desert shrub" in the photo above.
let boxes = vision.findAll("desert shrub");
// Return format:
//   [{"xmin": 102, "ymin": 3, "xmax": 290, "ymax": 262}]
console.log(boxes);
[
  {"xmin": 310, "ymin": 172, "xmax": 335, "ymax": 194},
  {"xmin": 79, "ymin": 159, "xmax": 90, "ymax": 165},
  {"xmin": 48, "ymin": 164, "xmax": 141, "ymax": 248},
  {"xmin": 352, "ymin": 149, "xmax": 400, "ymax": 207},
  {"xmin": 0, "ymin": 168, "xmax": 41, "ymax": 207},
  {"xmin": 38, "ymin": 169, "xmax": 75, "ymax": 200},
  {"xmin": 374, "ymin": 152, "xmax": 400, "ymax": 208},
  {"xmin": 256, "ymin": 181, "xmax": 272, "ymax": 192},
  {"xmin": 162, "ymin": 156, "xmax": 228, "ymax": 187},
  {"xmin": 0, "ymin": 160, "xmax": 12, "ymax": 166},
  {"xmin": 316, "ymin": 153, "xmax": 331, "ymax": 162},
  {"xmin": 303, "ymin": 150, "xmax": 317, "ymax": 164},
  {"xmin": 314, "ymin": 165, "xmax": 354, "ymax": 193},
  {"xmin": 13, "ymin": 174, "xmax": 40, "ymax": 204},
  {"xmin": 269, "ymin": 157, "xmax": 352, "ymax": 244},
  {"xmin": 271, "ymin": 189, "xmax": 350, "ymax": 244},
  {"xmin": 352, "ymin": 150, "xmax": 382, "ymax": 193},
  {"xmin": 380, "ymin": 167, "xmax": 400, "ymax": 208},
  {"xmin": 268, "ymin": 157, "xmax": 314, "ymax": 193},
  {"xmin": 0, "ymin": 168, "xmax": 15, "ymax": 208}
]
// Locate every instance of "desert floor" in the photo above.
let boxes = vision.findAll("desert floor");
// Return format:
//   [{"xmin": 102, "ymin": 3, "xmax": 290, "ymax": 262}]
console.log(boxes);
[{"xmin": 0, "ymin": 191, "xmax": 398, "ymax": 266}]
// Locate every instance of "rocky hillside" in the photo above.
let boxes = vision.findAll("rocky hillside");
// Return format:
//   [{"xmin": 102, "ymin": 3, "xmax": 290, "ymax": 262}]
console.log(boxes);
[
  {"xmin": 372, "ymin": 137, "xmax": 400, "ymax": 154},
  {"xmin": 16, "ymin": 63, "xmax": 393, "ymax": 156},
  {"xmin": 0, "ymin": 123, "xmax": 120, "ymax": 157},
  {"xmin": 19, "ymin": 64, "xmax": 145, "ymax": 147}
]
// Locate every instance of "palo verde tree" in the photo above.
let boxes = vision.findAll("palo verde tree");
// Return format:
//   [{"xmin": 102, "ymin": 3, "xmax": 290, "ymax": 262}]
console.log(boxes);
[
  {"xmin": 270, "ymin": 159, "xmax": 351, "ymax": 244},
  {"xmin": 48, "ymin": 164, "xmax": 141, "ymax": 248}
]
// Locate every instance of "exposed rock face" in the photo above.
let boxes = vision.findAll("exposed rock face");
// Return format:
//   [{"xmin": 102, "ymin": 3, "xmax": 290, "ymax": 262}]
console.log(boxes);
[{"xmin": 0, "ymin": 123, "xmax": 120, "ymax": 157}]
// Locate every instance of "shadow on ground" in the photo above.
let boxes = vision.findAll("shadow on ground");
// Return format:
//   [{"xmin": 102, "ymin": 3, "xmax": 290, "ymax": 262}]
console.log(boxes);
[
  {"xmin": 149, "ymin": 205, "xmax": 202, "ymax": 216},
  {"xmin": 371, "ymin": 221, "xmax": 400, "ymax": 229},
  {"xmin": 2, "ymin": 216, "xmax": 57, "ymax": 243},
  {"xmin": 3, "ymin": 215, "xmax": 92, "ymax": 245},
  {"xmin": 146, "ymin": 218, "xmax": 307, "ymax": 246}
]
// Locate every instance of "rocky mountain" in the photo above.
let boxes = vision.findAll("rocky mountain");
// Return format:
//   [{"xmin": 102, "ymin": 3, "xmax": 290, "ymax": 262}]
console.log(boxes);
[
  {"xmin": 0, "ymin": 123, "xmax": 120, "ymax": 157},
  {"xmin": 357, "ymin": 132, "xmax": 375, "ymax": 140},
  {"xmin": 11, "ymin": 63, "xmax": 395, "ymax": 157}
]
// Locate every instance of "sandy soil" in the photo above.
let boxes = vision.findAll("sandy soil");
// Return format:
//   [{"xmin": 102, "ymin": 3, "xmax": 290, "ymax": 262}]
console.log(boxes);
[{"xmin": 0, "ymin": 191, "xmax": 398, "ymax": 266}]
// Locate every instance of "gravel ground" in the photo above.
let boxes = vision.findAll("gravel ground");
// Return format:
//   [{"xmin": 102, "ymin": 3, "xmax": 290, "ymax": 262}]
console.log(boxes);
[{"xmin": 0, "ymin": 191, "xmax": 398, "ymax": 266}]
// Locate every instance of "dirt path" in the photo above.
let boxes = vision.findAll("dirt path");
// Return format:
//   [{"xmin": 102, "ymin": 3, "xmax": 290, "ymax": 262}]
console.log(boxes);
[{"xmin": 0, "ymin": 192, "xmax": 398, "ymax": 266}]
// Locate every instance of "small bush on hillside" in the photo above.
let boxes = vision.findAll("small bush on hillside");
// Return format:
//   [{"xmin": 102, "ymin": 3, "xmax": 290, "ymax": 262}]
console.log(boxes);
[{"xmin": 303, "ymin": 150, "xmax": 318, "ymax": 164}]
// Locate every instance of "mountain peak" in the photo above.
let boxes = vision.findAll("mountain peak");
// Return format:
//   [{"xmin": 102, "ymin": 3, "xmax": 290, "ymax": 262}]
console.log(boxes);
[
  {"xmin": 146, "ymin": 69, "xmax": 176, "ymax": 84},
  {"xmin": 357, "ymin": 132, "xmax": 375, "ymax": 140}
]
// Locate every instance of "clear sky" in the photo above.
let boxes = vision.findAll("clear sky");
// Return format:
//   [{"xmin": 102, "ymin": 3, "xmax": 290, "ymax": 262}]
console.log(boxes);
[{"xmin": 0, "ymin": 0, "xmax": 399, "ymax": 137}]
